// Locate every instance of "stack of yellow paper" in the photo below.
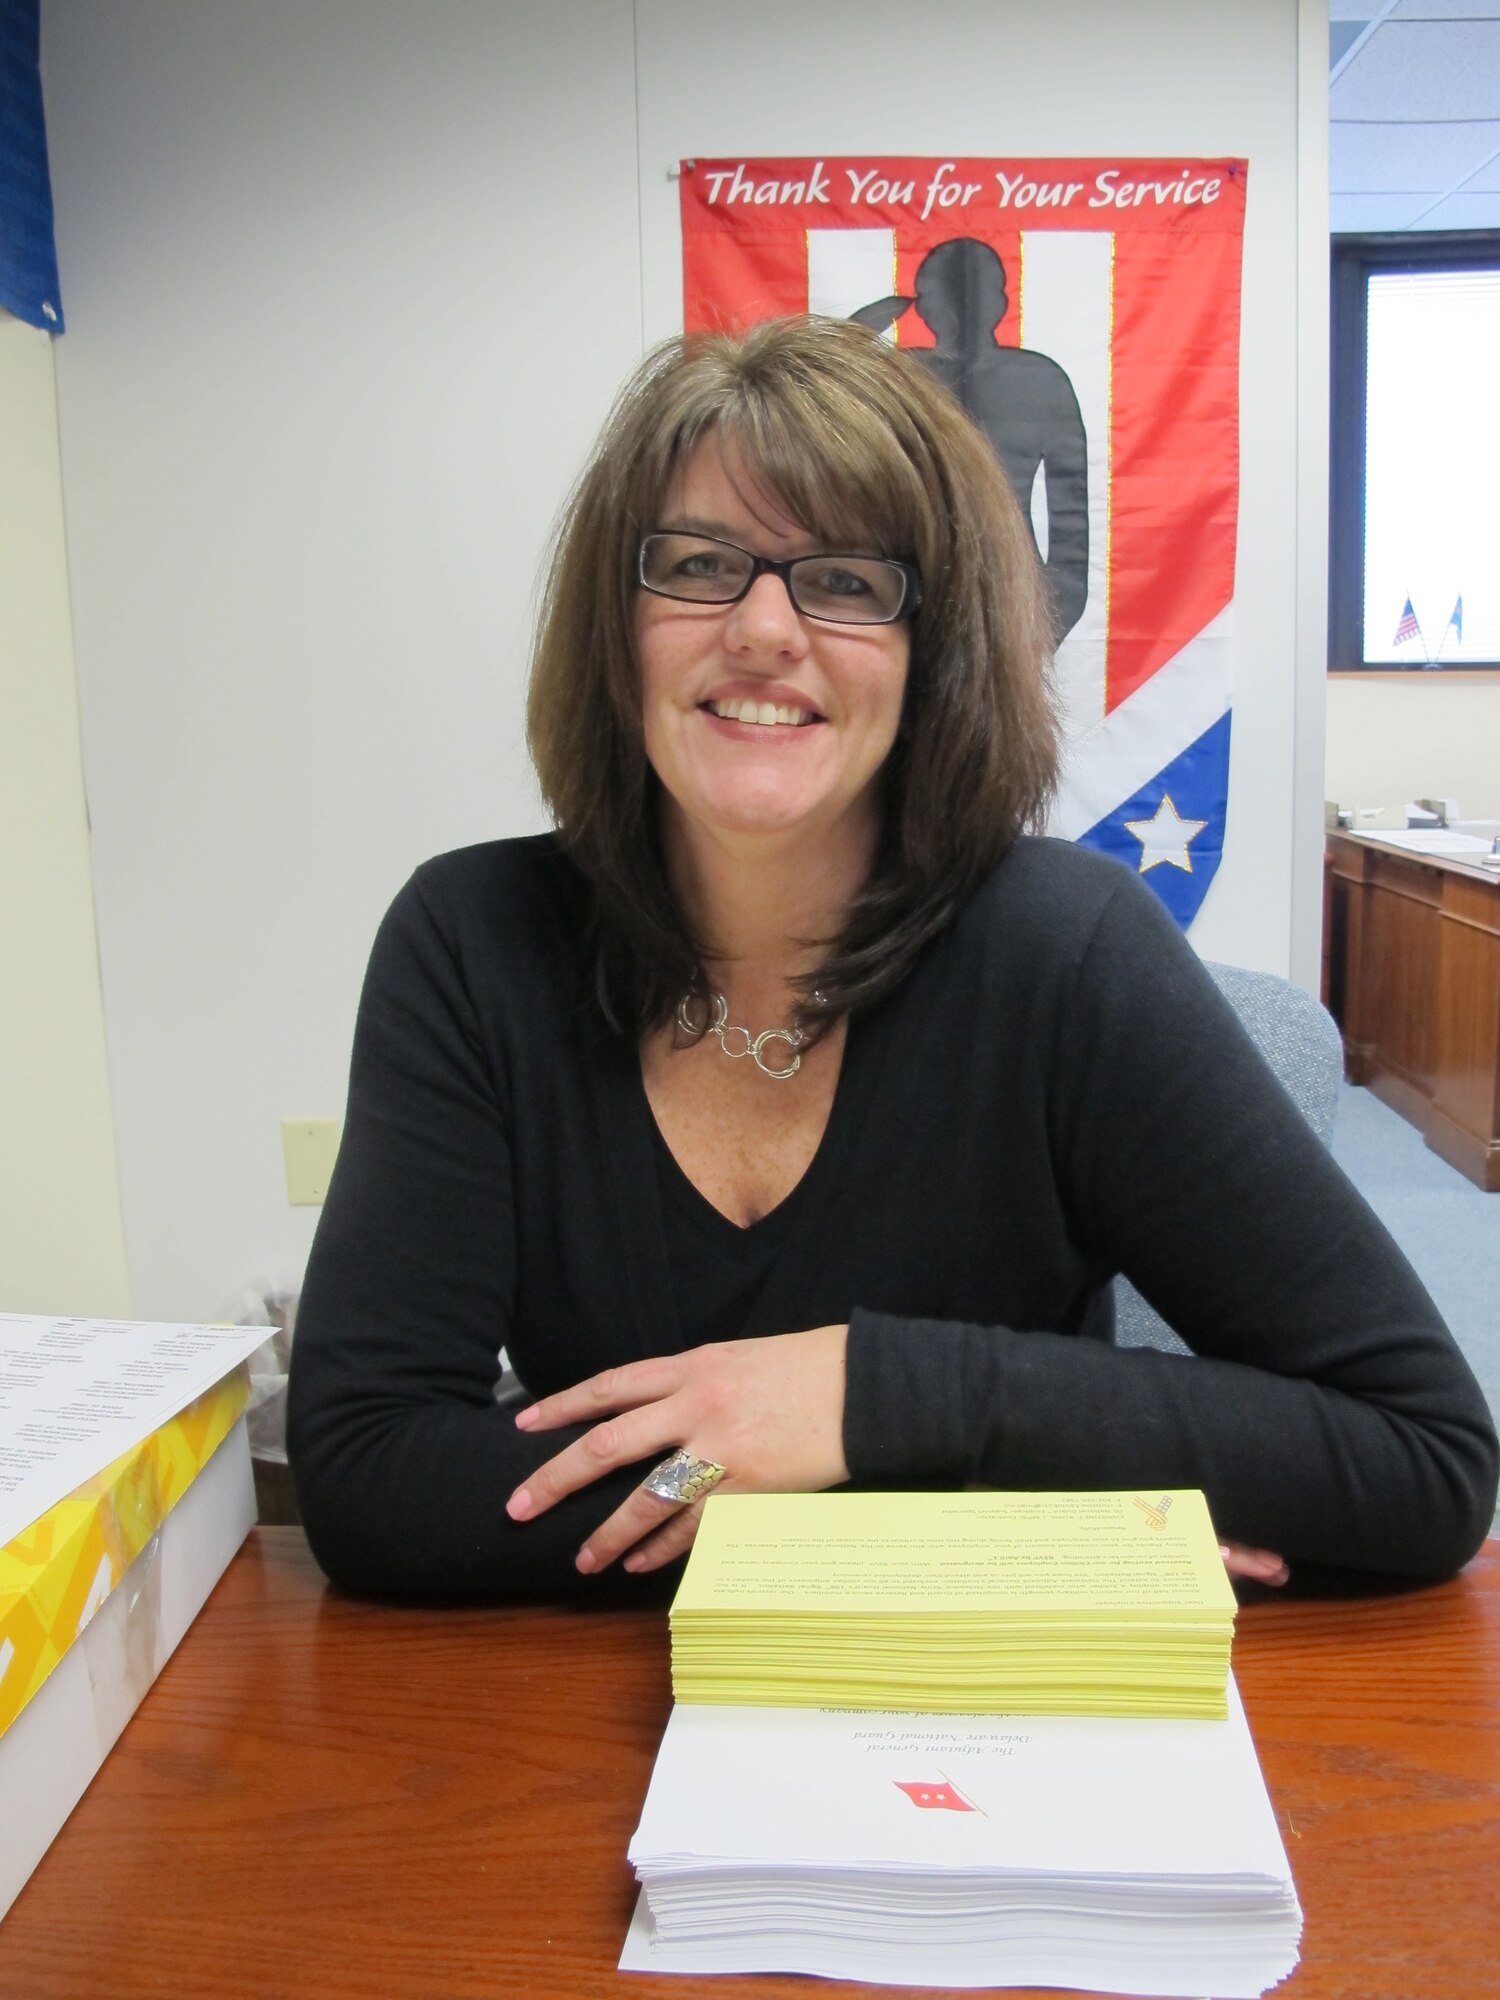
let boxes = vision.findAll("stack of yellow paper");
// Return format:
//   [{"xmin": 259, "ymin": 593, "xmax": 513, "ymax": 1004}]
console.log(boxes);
[{"xmin": 669, "ymin": 1490, "xmax": 1238, "ymax": 1719}]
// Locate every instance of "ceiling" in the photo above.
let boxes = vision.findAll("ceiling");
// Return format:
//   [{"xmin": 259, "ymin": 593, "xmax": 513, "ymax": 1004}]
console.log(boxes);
[{"xmin": 1330, "ymin": 0, "xmax": 1500, "ymax": 231}]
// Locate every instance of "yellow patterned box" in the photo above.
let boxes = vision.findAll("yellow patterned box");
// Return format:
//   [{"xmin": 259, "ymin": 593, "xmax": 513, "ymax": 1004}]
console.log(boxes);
[{"xmin": 0, "ymin": 1365, "xmax": 249, "ymax": 1739}]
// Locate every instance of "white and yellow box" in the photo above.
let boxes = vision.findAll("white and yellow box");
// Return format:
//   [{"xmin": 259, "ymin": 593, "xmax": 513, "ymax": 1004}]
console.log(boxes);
[{"xmin": 0, "ymin": 1368, "xmax": 256, "ymax": 1917}]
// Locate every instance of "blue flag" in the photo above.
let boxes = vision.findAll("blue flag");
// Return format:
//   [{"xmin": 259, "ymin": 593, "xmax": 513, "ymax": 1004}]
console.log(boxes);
[{"xmin": 0, "ymin": 0, "xmax": 64, "ymax": 332}]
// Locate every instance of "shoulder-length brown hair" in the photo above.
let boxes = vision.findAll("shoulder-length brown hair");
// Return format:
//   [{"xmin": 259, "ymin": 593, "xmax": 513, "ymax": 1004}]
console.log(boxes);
[{"xmin": 526, "ymin": 315, "xmax": 1058, "ymax": 1034}]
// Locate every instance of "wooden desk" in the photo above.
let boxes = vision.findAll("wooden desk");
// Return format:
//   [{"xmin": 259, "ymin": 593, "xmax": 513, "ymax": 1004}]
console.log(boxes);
[
  {"xmin": 5, "ymin": 1529, "xmax": 1498, "ymax": 2000},
  {"xmin": 1324, "ymin": 830, "xmax": 1500, "ymax": 1190}
]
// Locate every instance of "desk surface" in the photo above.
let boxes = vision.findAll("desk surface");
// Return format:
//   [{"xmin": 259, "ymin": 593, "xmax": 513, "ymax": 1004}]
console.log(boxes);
[
  {"xmin": 5, "ymin": 1530, "xmax": 1499, "ymax": 2000},
  {"xmin": 1327, "ymin": 826, "xmax": 1500, "ymax": 888}
]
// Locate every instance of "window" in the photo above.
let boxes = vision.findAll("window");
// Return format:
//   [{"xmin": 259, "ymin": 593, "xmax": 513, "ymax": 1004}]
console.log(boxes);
[{"xmin": 1329, "ymin": 232, "xmax": 1500, "ymax": 672}]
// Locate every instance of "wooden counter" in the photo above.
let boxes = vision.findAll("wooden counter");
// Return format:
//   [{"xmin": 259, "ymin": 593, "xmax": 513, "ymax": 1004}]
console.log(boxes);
[
  {"xmin": 5, "ymin": 1528, "xmax": 1500, "ymax": 2000},
  {"xmin": 1324, "ymin": 830, "xmax": 1500, "ymax": 1189}
]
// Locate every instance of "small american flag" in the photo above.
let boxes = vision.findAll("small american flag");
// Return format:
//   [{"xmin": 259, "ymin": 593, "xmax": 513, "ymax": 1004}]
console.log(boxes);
[{"xmin": 1393, "ymin": 598, "xmax": 1421, "ymax": 646}]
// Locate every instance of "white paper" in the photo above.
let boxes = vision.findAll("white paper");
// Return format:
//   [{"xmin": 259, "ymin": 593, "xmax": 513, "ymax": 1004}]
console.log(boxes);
[
  {"xmin": 0, "ymin": 1314, "xmax": 270, "ymax": 1550},
  {"xmin": 620, "ymin": 1889, "xmax": 1294, "ymax": 1996},
  {"xmin": 621, "ymin": 1679, "xmax": 1300, "ymax": 1995},
  {"xmin": 1364, "ymin": 829, "xmax": 1495, "ymax": 855},
  {"xmin": 632, "ymin": 1680, "xmax": 1287, "ymax": 1876}
]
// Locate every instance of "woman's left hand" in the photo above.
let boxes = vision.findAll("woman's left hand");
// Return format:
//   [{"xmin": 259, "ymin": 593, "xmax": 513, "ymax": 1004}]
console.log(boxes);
[
  {"xmin": 506, "ymin": 1325, "xmax": 851, "ymax": 1576},
  {"xmin": 1219, "ymin": 1541, "xmax": 1290, "ymax": 1587}
]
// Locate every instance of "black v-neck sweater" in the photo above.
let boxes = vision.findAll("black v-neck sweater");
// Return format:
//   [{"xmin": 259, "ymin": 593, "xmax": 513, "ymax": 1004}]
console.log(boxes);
[{"xmin": 286, "ymin": 835, "xmax": 1497, "ymax": 1602}]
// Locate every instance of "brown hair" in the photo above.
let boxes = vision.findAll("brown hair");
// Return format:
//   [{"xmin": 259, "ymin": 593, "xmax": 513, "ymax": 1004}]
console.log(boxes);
[{"xmin": 526, "ymin": 315, "xmax": 1059, "ymax": 1033}]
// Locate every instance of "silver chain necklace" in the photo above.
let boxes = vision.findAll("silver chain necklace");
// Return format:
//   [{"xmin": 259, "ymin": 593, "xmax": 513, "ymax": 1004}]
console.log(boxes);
[{"xmin": 675, "ymin": 989, "xmax": 822, "ymax": 1081}]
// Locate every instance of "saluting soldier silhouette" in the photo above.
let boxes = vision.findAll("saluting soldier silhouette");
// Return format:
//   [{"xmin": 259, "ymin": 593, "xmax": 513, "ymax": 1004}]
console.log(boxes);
[{"xmin": 852, "ymin": 238, "xmax": 1089, "ymax": 641}]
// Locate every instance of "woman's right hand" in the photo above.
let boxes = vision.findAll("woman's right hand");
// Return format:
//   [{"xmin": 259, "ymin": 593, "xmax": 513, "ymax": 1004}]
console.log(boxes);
[
  {"xmin": 505, "ymin": 1325, "xmax": 852, "ymax": 1576},
  {"xmin": 1220, "ymin": 1541, "xmax": 1289, "ymax": 1587}
]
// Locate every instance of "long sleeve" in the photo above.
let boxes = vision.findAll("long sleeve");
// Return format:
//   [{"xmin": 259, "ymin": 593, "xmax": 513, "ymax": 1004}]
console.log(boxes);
[
  {"xmin": 291, "ymin": 837, "xmax": 1496, "ymax": 1603},
  {"xmin": 842, "ymin": 867, "xmax": 1498, "ymax": 1583},
  {"xmin": 286, "ymin": 869, "xmax": 674, "ymax": 1603}
]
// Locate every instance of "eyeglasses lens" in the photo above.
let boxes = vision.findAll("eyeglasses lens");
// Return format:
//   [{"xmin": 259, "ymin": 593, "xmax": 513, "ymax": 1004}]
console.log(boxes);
[{"xmin": 792, "ymin": 559, "xmax": 906, "ymax": 623}]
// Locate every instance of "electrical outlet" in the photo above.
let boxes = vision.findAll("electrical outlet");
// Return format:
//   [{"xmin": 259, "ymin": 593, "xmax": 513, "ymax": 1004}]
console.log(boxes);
[{"xmin": 281, "ymin": 1118, "xmax": 342, "ymax": 1205}]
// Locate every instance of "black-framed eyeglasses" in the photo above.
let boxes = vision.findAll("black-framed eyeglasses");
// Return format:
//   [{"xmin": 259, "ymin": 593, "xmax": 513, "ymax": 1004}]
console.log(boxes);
[{"xmin": 638, "ymin": 532, "xmax": 921, "ymax": 626}]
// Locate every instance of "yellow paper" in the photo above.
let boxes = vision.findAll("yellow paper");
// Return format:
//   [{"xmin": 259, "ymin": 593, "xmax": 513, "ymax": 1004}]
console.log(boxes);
[
  {"xmin": 669, "ymin": 1490, "xmax": 1236, "ymax": 1718},
  {"xmin": 674, "ymin": 1490, "xmax": 1237, "ymax": 1616}
]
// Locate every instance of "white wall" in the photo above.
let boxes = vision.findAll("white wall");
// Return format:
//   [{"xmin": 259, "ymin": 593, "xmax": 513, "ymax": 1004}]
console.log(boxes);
[
  {"xmin": 1326, "ymin": 677, "xmax": 1500, "ymax": 822},
  {"xmin": 44, "ymin": 0, "xmax": 642, "ymax": 1318},
  {"xmin": 42, "ymin": 0, "xmax": 1328, "ymax": 1318},
  {"xmin": 0, "ymin": 310, "xmax": 131, "ymax": 1315}
]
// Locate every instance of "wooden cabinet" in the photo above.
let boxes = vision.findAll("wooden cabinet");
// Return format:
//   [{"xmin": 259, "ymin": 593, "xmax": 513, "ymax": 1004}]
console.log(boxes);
[{"xmin": 1324, "ymin": 832, "xmax": 1500, "ymax": 1190}]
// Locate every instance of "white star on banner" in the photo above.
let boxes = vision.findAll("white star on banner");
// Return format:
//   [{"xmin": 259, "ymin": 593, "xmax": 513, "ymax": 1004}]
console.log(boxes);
[{"xmin": 1123, "ymin": 794, "xmax": 1208, "ymax": 874}]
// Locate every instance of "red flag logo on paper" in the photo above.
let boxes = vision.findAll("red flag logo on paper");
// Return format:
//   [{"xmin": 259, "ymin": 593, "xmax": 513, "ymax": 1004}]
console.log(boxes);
[{"xmin": 894, "ymin": 1780, "xmax": 975, "ymax": 1813}]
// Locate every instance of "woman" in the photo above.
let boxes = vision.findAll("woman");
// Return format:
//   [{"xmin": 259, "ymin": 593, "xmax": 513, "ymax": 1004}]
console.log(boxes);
[{"xmin": 287, "ymin": 317, "xmax": 1496, "ymax": 1602}]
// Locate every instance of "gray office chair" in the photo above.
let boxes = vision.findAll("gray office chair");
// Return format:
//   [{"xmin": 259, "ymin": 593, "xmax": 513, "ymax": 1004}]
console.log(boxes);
[{"xmin": 1113, "ymin": 964, "xmax": 1345, "ymax": 1355}]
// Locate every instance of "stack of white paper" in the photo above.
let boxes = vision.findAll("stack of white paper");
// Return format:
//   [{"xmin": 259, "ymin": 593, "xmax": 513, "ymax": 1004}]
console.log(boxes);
[{"xmin": 622, "ymin": 1677, "xmax": 1300, "ymax": 1997}]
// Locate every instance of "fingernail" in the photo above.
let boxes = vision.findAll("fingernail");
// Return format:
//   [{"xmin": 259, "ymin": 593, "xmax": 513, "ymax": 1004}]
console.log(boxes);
[
  {"xmin": 514, "ymin": 1405, "xmax": 537, "ymax": 1429},
  {"xmin": 623, "ymin": 1552, "xmax": 645, "ymax": 1573},
  {"xmin": 506, "ymin": 1489, "xmax": 533, "ymax": 1520},
  {"xmin": 1219, "ymin": 1546, "xmax": 1232, "ymax": 1562},
  {"xmin": 575, "ymin": 1547, "xmax": 597, "ymax": 1574}
]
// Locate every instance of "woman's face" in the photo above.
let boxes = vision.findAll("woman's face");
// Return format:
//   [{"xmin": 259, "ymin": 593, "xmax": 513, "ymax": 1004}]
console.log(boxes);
[{"xmin": 633, "ymin": 435, "xmax": 911, "ymax": 858}]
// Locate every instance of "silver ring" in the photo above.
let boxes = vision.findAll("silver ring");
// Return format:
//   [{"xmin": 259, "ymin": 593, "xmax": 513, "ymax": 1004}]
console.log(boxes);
[{"xmin": 641, "ymin": 1449, "xmax": 727, "ymax": 1505}]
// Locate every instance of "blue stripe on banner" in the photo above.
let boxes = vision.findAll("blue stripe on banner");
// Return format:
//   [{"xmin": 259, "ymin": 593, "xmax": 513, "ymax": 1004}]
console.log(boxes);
[
  {"xmin": 1074, "ymin": 709, "xmax": 1232, "ymax": 929},
  {"xmin": 0, "ymin": 0, "xmax": 64, "ymax": 332}
]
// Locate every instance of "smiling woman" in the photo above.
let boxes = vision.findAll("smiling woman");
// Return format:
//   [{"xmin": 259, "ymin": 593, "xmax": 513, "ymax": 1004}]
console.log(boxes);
[
  {"xmin": 525, "ymin": 316, "xmax": 1054, "ymax": 1036},
  {"xmin": 286, "ymin": 318, "xmax": 1496, "ymax": 1606}
]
